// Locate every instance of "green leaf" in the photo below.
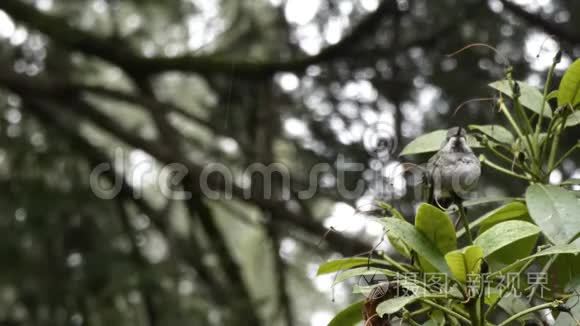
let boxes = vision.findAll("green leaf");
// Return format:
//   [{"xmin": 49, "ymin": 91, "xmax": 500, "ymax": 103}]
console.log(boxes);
[
  {"xmin": 356, "ymin": 279, "xmax": 428, "ymax": 300},
  {"xmin": 525, "ymin": 184, "xmax": 580, "ymax": 244},
  {"xmin": 537, "ymin": 132, "xmax": 549, "ymax": 146},
  {"xmin": 468, "ymin": 124, "xmax": 514, "ymax": 144},
  {"xmin": 400, "ymin": 130, "xmax": 481, "ymax": 156},
  {"xmin": 377, "ymin": 201, "xmax": 405, "ymax": 220},
  {"xmin": 495, "ymin": 240, "xmax": 580, "ymax": 276},
  {"xmin": 489, "ymin": 80, "xmax": 552, "ymax": 117},
  {"xmin": 317, "ymin": 257, "xmax": 391, "ymax": 276},
  {"xmin": 487, "ymin": 233, "xmax": 539, "ymax": 271},
  {"xmin": 379, "ymin": 218, "xmax": 450, "ymax": 273},
  {"xmin": 328, "ymin": 301, "xmax": 364, "ymax": 326},
  {"xmin": 549, "ymin": 250, "xmax": 580, "ymax": 292},
  {"xmin": 332, "ymin": 267, "xmax": 397, "ymax": 285},
  {"xmin": 558, "ymin": 58, "xmax": 580, "ymax": 109},
  {"xmin": 428, "ymin": 310, "xmax": 446, "ymax": 325},
  {"xmin": 463, "ymin": 197, "xmax": 522, "ymax": 207},
  {"xmin": 376, "ymin": 280, "xmax": 433, "ymax": 316},
  {"xmin": 415, "ymin": 203, "xmax": 457, "ymax": 254},
  {"xmin": 378, "ymin": 203, "xmax": 412, "ymax": 258},
  {"xmin": 387, "ymin": 231, "xmax": 412, "ymax": 258},
  {"xmin": 547, "ymin": 89, "xmax": 559, "ymax": 101},
  {"xmin": 529, "ymin": 240, "xmax": 580, "ymax": 259},
  {"xmin": 458, "ymin": 201, "xmax": 529, "ymax": 238},
  {"xmin": 415, "ymin": 203, "xmax": 457, "ymax": 272},
  {"xmin": 477, "ymin": 201, "xmax": 529, "ymax": 235},
  {"xmin": 562, "ymin": 178, "xmax": 580, "ymax": 186},
  {"xmin": 376, "ymin": 295, "xmax": 418, "ymax": 316},
  {"xmin": 511, "ymin": 134, "xmax": 547, "ymax": 154},
  {"xmin": 474, "ymin": 220, "xmax": 540, "ymax": 257},
  {"xmin": 564, "ymin": 110, "xmax": 580, "ymax": 127},
  {"xmin": 497, "ymin": 295, "xmax": 539, "ymax": 323},
  {"xmin": 445, "ymin": 245, "xmax": 484, "ymax": 282},
  {"xmin": 554, "ymin": 280, "xmax": 580, "ymax": 325},
  {"xmin": 463, "ymin": 245, "xmax": 484, "ymax": 275}
]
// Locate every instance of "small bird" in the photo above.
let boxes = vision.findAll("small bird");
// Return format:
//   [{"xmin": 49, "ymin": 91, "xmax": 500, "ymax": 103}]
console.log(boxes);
[{"xmin": 426, "ymin": 127, "xmax": 481, "ymax": 206}]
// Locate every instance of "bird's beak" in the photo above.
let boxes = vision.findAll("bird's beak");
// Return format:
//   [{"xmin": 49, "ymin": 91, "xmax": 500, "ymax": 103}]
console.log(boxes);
[{"xmin": 455, "ymin": 127, "xmax": 463, "ymax": 138}]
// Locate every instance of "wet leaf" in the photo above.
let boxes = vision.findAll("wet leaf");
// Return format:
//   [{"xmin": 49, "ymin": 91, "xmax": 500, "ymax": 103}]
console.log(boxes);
[
  {"xmin": 400, "ymin": 129, "xmax": 481, "ymax": 156},
  {"xmin": 474, "ymin": 220, "xmax": 540, "ymax": 257},
  {"xmin": 526, "ymin": 184, "xmax": 580, "ymax": 244},
  {"xmin": 489, "ymin": 80, "xmax": 552, "ymax": 117},
  {"xmin": 558, "ymin": 58, "xmax": 580, "ymax": 109}
]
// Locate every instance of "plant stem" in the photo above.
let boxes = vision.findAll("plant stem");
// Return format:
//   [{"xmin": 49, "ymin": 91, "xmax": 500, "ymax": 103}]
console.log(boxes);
[
  {"xmin": 456, "ymin": 200, "xmax": 473, "ymax": 244},
  {"xmin": 467, "ymin": 301, "xmax": 480, "ymax": 326},
  {"xmin": 485, "ymin": 144, "xmax": 540, "ymax": 180},
  {"xmin": 480, "ymin": 155, "xmax": 531, "ymax": 181},
  {"xmin": 527, "ymin": 255, "xmax": 558, "ymax": 303},
  {"xmin": 547, "ymin": 115, "xmax": 568, "ymax": 172},
  {"xmin": 485, "ymin": 144, "xmax": 517, "ymax": 166},
  {"xmin": 403, "ymin": 315, "xmax": 422, "ymax": 326},
  {"xmin": 535, "ymin": 59, "xmax": 557, "ymax": 138},
  {"xmin": 408, "ymin": 306, "xmax": 431, "ymax": 317},
  {"xmin": 551, "ymin": 143, "xmax": 579, "ymax": 171},
  {"xmin": 496, "ymin": 301, "xmax": 561, "ymax": 326},
  {"xmin": 456, "ymin": 218, "xmax": 484, "ymax": 239},
  {"xmin": 381, "ymin": 252, "xmax": 411, "ymax": 273},
  {"xmin": 539, "ymin": 120, "xmax": 554, "ymax": 165},
  {"xmin": 463, "ymin": 285, "xmax": 483, "ymax": 326},
  {"xmin": 420, "ymin": 299, "xmax": 471, "ymax": 324},
  {"xmin": 535, "ymin": 53, "xmax": 560, "ymax": 171},
  {"xmin": 513, "ymin": 94, "xmax": 534, "ymax": 135},
  {"xmin": 485, "ymin": 258, "xmax": 536, "ymax": 320},
  {"xmin": 498, "ymin": 99, "xmax": 525, "ymax": 142},
  {"xmin": 496, "ymin": 99, "xmax": 540, "ymax": 174},
  {"xmin": 512, "ymin": 92, "xmax": 537, "ymax": 160}
]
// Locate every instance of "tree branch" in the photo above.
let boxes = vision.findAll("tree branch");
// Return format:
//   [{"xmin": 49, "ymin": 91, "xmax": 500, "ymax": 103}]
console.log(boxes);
[
  {"xmin": 0, "ymin": 0, "xmax": 393, "ymax": 76},
  {"xmin": 0, "ymin": 73, "xmax": 372, "ymax": 257},
  {"xmin": 129, "ymin": 73, "xmax": 263, "ymax": 325},
  {"xmin": 23, "ymin": 98, "xmax": 231, "ymax": 307},
  {"xmin": 497, "ymin": 0, "xmax": 580, "ymax": 45},
  {"xmin": 0, "ymin": 70, "xmax": 211, "ymax": 129},
  {"xmin": 265, "ymin": 218, "xmax": 294, "ymax": 326}
]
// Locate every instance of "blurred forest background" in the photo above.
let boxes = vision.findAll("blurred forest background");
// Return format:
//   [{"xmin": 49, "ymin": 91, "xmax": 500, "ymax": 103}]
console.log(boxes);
[{"xmin": 0, "ymin": 0, "xmax": 579, "ymax": 325}]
